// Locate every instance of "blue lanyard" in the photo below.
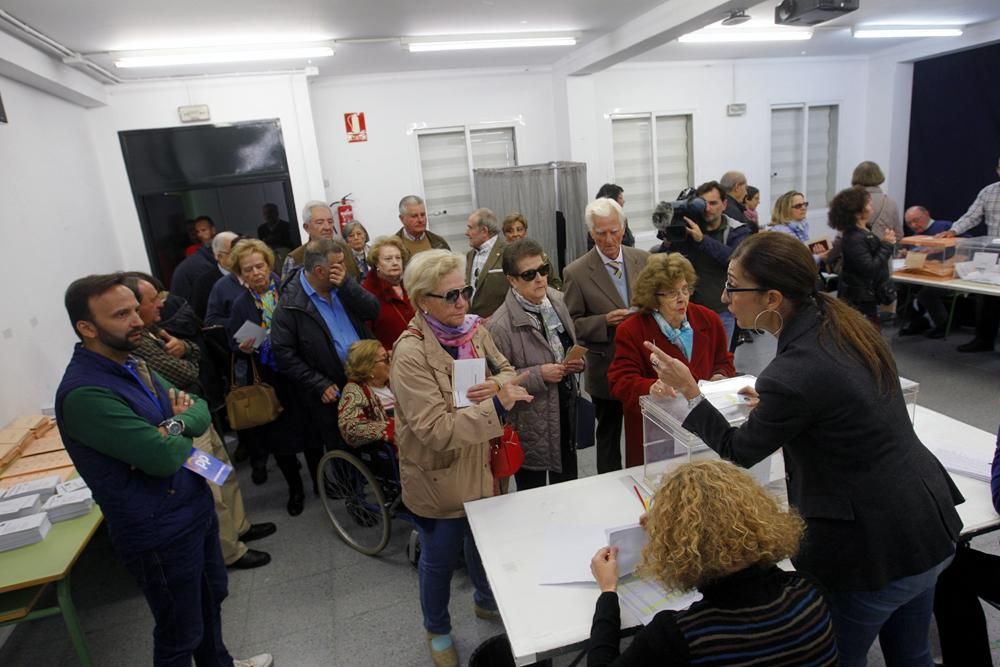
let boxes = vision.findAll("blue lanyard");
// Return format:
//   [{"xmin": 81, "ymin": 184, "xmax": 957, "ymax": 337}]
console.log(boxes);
[{"xmin": 123, "ymin": 361, "xmax": 168, "ymax": 418}]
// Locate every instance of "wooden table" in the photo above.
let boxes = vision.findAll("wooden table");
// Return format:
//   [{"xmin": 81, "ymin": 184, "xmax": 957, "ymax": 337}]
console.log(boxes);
[{"xmin": 0, "ymin": 504, "xmax": 103, "ymax": 666}]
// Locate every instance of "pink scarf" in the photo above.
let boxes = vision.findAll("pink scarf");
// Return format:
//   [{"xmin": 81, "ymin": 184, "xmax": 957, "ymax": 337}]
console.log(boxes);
[{"xmin": 424, "ymin": 313, "xmax": 481, "ymax": 359}]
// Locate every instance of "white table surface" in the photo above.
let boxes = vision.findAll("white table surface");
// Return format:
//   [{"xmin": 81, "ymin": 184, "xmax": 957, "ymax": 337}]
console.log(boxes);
[
  {"xmin": 891, "ymin": 272, "xmax": 1000, "ymax": 298},
  {"xmin": 465, "ymin": 404, "xmax": 998, "ymax": 666}
]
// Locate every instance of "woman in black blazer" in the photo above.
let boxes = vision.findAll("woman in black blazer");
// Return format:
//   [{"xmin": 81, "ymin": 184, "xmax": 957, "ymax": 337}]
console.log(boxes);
[{"xmin": 645, "ymin": 232, "xmax": 962, "ymax": 667}]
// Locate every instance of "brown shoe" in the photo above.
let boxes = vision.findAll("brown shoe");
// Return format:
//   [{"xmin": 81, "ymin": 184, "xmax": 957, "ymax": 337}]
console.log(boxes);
[{"xmin": 426, "ymin": 633, "xmax": 458, "ymax": 667}]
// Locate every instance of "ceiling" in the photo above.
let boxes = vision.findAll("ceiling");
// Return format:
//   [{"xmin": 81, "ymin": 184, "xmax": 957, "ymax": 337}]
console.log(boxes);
[{"xmin": 1, "ymin": 0, "xmax": 998, "ymax": 81}]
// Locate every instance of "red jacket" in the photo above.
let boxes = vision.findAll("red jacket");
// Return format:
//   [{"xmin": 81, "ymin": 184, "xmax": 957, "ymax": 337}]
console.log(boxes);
[
  {"xmin": 608, "ymin": 304, "xmax": 735, "ymax": 467},
  {"xmin": 362, "ymin": 271, "xmax": 416, "ymax": 352}
]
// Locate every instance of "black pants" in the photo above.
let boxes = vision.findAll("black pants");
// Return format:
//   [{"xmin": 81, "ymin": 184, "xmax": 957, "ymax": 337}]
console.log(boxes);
[
  {"xmin": 973, "ymin": 295, "xmax": 1000, "ymax": 345},
  {"xmin": 274, "ymin": 449, "xmax": 324, "ymax": 496},
  {"xmin": 933, "ymin": 543, "xmax": 1000, "ymax": 666},
  {"xmin": 514, "ymin": 398, "xmax": 578, "ymax": 491},
  {"xmin": 592, "ymin": 396, "xmax": 623, "ymax": 474}
]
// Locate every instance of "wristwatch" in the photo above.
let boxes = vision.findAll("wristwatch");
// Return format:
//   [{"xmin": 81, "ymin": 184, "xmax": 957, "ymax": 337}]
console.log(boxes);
[{"xmin": 159, "ymin": 418, "xmax": 185, "ymax": 436}]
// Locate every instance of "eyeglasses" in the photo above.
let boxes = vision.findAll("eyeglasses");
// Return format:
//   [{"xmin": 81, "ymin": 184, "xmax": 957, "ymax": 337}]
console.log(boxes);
[
  {"xmin": 426, "ymin": 285, "xmax": 474, "ymax": 304},
  {"xmin": 656, "ymin": 286, "xmax": 693, "ymax": 300},
  {"xmin": 791, "ymin": 202, "xmax": 810, "ymax": 210},
  {"xmin": 511, "ymin": 264, "xmax": 551, "ymax": 282},
  {"xmin": 724, "ymin": 280, "xmax": 769, "ymax": 294}
]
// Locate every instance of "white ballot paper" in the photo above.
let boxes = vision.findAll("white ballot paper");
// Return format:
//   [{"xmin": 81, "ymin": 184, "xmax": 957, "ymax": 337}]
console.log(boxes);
[
  {"xmin": 452, "ymin": 358, "xmax": 486, "ymax": 408},
  {"xmin": 606, "ymin": 523, "xmax": 648, "ymax": 578},
  {"xmin": 539, "ymin": 524, "xmax": 608, "ymax": 585},
  {"xmin": 233, "ymin": 321, "xmax": 267, "ymax": 349}
]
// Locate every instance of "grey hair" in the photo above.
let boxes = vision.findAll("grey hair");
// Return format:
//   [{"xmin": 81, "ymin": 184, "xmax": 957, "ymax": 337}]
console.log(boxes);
[
  {"xmin": 303, "ymin": 239, "xmax": 344, "ymax": 273},
  {"xmin": 719, "ymin": 171, "xmax": 747, "ymax": 194},
  {"xmin": 342, "ymin": 220, "xmax": 369, "ymax": 242},
  {"xmin": 302, "ymin": 200, "xmax": 332, "ymax": 225},
  {"xmin": 211, "ymin": 231, "xmax": 238, "ymax": 255},
  {"xmin": 470, "ymin": 208, "xmax": 499, "ymax": 236},
  {"xmin": 403, "ymin": 250, "xmax": 466, "ymax": 303},
  {"xmin": 398, "ymin": 195, "xmax": 425, "ymax": 216},
  {"xmin": 584, "ymin": 198, "xmax": 624, "ymax": 232}
]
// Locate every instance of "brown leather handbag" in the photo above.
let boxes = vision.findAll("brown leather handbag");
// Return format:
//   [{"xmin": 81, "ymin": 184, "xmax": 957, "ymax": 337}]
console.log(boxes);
[{"xmin": 225, "ymin": 355, "xmax": 282, "ymax": 430}]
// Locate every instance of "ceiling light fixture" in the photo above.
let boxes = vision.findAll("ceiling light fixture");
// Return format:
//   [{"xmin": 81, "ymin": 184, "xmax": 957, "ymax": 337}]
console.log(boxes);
[
  {"xmin": 114, "ymin": 45, "xmax": 334, "ymax": 68},
  {"xmin": 679, "ymin": 29, "xmax": 812, "ymax": 43},
  {"xmin": 852, "ymin": 27, "xmax": 963, "ymax": 39},
  {"xmin": 405, "ymin": 36, "xmax": 576, "ymax": 52}
]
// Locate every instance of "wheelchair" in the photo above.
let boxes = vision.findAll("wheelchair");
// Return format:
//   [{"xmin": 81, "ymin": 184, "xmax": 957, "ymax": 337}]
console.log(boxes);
[{"xmin": 316, "ymin": 440, "xmax": 418, "ymax": 559}]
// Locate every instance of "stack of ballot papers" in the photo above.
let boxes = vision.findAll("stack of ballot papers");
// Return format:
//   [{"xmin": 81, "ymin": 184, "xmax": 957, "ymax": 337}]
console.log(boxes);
[
  {"xmin": 43, "ymin": 489, "xmax": 93, "ymax": 522},
  {"xmin": 0, "ymin": 493, "xmax": 42, "ymax": 521},
  {"xmin": 1, "ymin": 474, "xmax": 62, "ymax": 502},
  {"xmin": 56, "ymin": 478, "xmax": 89, "ymax": 495},
  {"xmin": 0, "ymin": 512, "xmax": 51, "ymax": 552}
]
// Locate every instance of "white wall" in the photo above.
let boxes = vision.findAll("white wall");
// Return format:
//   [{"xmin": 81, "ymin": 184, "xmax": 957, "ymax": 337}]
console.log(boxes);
[
  {"xmin": 86, "ymin": 73, "xmax": 326, "ymax": 271},
  {"xmin": 309, "ymin": 68, "xmax": 559, "ymax": 240},
  {"xmin": 0, "ymin": 76, "xmax": 118, "ymax": 423}
]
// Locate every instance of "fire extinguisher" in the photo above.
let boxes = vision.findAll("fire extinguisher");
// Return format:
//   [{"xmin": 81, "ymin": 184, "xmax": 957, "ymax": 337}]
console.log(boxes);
[{"xmin": 335, "ymin": 194, "xmax": 354, "ymax": 235}]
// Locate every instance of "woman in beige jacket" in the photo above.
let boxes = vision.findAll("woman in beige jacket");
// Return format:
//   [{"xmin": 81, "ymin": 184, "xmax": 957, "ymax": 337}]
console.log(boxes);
[{"xmin": 389, "ymin": 249, "xmax": 532, "ymax": 667}]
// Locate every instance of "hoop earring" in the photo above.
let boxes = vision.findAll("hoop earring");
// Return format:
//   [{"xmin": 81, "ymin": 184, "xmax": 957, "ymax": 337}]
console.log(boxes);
[{"xmin": 752, "ymin": 308, "xmax": 784, "ymax": 335}]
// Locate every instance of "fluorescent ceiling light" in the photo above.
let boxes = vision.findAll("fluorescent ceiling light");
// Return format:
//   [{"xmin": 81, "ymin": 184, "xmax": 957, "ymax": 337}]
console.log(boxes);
[
  {"xmin": 679, "ymin": 29, "xmax": 811, "ymax": 43},
  {"xmin": 852, "ymin": 27, "xmax": 963, "ymax": 39},
  {"xmin": 406, "ymin": 36, "xmax": 576, "ymax": 52},
  {"xmin": 114, "ymin": 46, "xmax": 334, "ymax": 68}
]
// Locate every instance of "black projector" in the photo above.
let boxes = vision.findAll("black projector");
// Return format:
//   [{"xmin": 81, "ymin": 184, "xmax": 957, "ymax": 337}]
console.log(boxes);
[{"xmin": 774, "ymin": 0, "xmax": 860, "ymax": 26}]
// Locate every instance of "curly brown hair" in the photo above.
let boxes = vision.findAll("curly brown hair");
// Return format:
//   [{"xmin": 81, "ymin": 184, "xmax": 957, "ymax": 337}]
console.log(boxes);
[
  {"xmin": 827, "ymin": 186, "xmax": 870, "ymax": 233},
  {"xmin": 367, "ymin": 235, "xmax": 410, "ymax": 269},
  {"xmin": 631, "ymin": 253, "xmax": 697, "ymax": 312},
  {"xmin": 639, "ymin": 460, "xmax": 804, "ymax": 591},
  {"xmin": 344, "ymin": 339, "xmax": 386, "ymax": 382}
]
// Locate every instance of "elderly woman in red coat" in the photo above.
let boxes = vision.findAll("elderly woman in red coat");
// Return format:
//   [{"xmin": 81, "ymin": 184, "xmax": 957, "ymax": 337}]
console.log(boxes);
[
  {"xmin": 607, "ymin": 253, "xmax": 735, "ymax": 468},
  {"xmin": 361, "ymin": 236, "xmax": 415, "ymax": 351}
]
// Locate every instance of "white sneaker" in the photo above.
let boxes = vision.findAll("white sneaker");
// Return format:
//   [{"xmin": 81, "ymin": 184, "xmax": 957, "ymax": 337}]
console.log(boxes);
[{"xmin": 234, "ymin": 654, "xmax": 273, "ymax": 667}]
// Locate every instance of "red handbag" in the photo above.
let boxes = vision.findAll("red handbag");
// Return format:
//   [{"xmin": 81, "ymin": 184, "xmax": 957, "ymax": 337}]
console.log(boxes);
[{"xmin": 490, "ymin": 424, "xmax": 524, "ymax": 478}]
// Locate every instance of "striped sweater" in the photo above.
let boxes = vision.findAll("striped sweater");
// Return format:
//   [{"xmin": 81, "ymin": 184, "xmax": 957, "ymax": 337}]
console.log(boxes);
[{"xmin": 588, "ymin": 566, "xmax": 838, "ymax": 666}]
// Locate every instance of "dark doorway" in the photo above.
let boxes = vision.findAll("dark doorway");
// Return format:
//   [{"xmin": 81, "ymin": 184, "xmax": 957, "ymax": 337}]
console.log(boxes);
[{"xmin": 119, "ymin": 119, "xmax": 297, "ymax": 283}]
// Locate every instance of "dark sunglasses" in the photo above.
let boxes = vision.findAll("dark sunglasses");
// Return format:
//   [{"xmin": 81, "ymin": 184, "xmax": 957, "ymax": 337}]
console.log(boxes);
[
  {"xmin": 791, "ymin": 202, "xmax": 810, "ymax": 209},
  {"xmin": 510, "ymin": 264, "xmax": 551, "ymax": 282},
  {"xmin": 427, "ymin": 285, "xmax": 474, "ymax": 304}
]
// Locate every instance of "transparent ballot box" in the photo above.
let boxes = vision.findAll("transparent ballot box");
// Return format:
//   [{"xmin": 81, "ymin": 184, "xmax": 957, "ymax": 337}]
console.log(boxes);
[
  {"xmin": 894, "ymin": 235, "xmax": 957, "ymax": 279},
  {"xmin": 953, "ymin": 237, "xmax": 1000, "ymax": 285},
  {"xmin": 900, "ymin": 376, "xmax": 919, "ymax": 424},
  {"xmin": 640, "ymin": 376, "xmax": 757, "ymax": 488}
]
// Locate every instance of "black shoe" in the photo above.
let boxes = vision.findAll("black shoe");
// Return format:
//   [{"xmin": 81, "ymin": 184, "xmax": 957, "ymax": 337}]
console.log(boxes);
[
  {"xmin": 232, "ymin": 442, "xmax": 249, "ymax": 463},
  {"xmin": 287, "ymin": 492, "xmax": 305, "ymax": 516},
  {"xmin": 228, "ymin": 549, "xmax": 271, "ymax": 569},
  {"xmin": 900, "ymin": 322, "xmax": 930, "ymax": 336},
  {"xmin": 251, "ymin": 467, "xmax": 268, "ymax": 485},
  {"xmin": 957, "ymin": 338, "xmax": 994, "ymax": 353},
  {"xmin": 240, "ymin": 522, "xmax": 277, "ymax": 542},
  {"xmin": 925, "ymin": 326, "xmax": 946, "ymax": 340}
]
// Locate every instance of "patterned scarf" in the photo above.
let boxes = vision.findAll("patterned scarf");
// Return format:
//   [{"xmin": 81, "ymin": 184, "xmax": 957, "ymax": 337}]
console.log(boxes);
[
  {"xmin": 652, "ymin": 311, "xmax": 693, "ymax": 361},
  {"xmin": 251, "ymin": 277, "xmax": 280, "ymax": 368},
  {"xmin": 512, "ymin": 289, "xmax": 566, "ymax": 361},
  {"xmin": 424, "ymin": 312, "xmax": 481, "ymax": 359}
]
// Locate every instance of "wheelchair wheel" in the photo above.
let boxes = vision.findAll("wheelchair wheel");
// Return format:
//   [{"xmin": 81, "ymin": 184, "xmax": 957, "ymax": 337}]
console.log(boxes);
[{"xmin": 318, "ymin": 450, "xmax": 390, "ymax": 555}]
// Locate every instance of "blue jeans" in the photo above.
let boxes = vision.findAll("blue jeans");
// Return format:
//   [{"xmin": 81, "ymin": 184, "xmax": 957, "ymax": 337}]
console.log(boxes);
[
  {"xmin": 412, "ymin": 515, "xmax": 496, "ymax": 635},
  {"xmin": 121, "ymin": 512, "xmax": 234, "ymax": 667},
  {"xmin": 828, "ymin": 554, "xmax": 953, "ymax": 667}
]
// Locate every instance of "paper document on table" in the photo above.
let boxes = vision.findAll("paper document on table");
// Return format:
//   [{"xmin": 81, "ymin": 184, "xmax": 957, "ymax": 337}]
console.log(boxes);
[
  {"xmin": 932, "ymin": 448, "xmax": 991, "ymax": 482},
  {"xmin": 538, "ymin": 524, "xmax": 607, "ymax": 585},
  {"xmin": 617, "ymin": 574, "xmax": 702, "ymax": 626},
  {"xmin": 452, "ymin": 358, "xmax": 486, "ymax": 408},
  {"xmin": 233, "ymin": 321, "xmax": 267, "ymax": 349},
  {"xmin": 606, "ymin": 523, "xmax": 647, "ymax": 577}
]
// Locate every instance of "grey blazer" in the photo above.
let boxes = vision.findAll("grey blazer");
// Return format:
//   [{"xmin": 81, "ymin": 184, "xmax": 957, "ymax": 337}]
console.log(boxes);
[
  {"xmin": 683, "ymin": 303, "xmax": 963, "ymax": 592},
  {"xmin": 562, "ymin": 246, "xmax": 649, "ymax": 399}
]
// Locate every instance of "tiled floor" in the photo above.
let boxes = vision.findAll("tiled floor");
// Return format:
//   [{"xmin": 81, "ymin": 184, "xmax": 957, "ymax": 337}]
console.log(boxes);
[{"xmin": 1, "ymin": 320, "xmax": 997, "ymax": 666}]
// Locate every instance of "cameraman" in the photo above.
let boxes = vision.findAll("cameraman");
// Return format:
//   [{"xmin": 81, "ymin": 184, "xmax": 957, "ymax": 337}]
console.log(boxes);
[{"xmin": 654, "ymin": 181, "xmax": 750, "ymax": 343}]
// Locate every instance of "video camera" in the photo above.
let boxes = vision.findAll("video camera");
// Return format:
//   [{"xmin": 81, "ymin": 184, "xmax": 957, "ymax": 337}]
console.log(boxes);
[{"xmin": 652, "ymin": 187, "xmax": 707, "ymax": 243}]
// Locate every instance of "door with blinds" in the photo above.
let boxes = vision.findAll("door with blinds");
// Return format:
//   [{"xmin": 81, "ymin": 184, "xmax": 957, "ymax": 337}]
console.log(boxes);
[{"xmin": 417, "ymin": 127, "xmax": 516, "ymax": 249}]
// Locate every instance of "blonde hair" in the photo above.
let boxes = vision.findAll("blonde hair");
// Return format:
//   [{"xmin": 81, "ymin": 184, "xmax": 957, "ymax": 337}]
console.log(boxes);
[
  {"xmin": 230, "ymin": 238, "xmax": 274, "ymax": 274},
  {"xmin": 367, "ymin": 236, "xmax": 409, "ymax": 269},
  {"xmin": 345, "ymin": 339, "xmax": 385, "ymax": 382},
  {"xmin": 402, "ymin": 250, "xmax": 466, "ymax": 303},
  {"xmin": 640, "ymin": 460, "xmax": 804, "ymax": 591},
  {"xmin": 770, "ymin": 191, "xmax": 805, "ymax": 226},
  {"xmin": 631, "ymin": 253, "xmax": 697, "ymax": 312}
]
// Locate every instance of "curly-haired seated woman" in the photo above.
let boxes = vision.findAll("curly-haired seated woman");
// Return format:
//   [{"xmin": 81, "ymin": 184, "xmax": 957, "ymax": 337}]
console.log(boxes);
[
  {"xmin": 338, "ymin": 339, "xmax": 394, "ymax": 447},
  {"xmin": 607, "ymin": 253, "xmax": 734, "ymax": 468},
  {"xmin": 588, "ymin": 459, "xmax": 838, "ymax": 666}
]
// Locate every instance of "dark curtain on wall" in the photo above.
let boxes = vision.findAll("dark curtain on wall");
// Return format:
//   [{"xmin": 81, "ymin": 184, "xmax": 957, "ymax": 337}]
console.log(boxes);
[{"xmin": 905, "ymin": 42, "xmax": 1000, "ymax": 221}]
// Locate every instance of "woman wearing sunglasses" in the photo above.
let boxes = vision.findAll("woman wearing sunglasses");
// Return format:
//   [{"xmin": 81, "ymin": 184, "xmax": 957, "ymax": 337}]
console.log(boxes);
[
  {"xmin": 769, "ymin": 190, "xmax": 811, "ymax": 242},
  {"xmin": 607, "ymin": 252, "xmax": 734, "ymax": 468},
  {"xmin": 645, "ymin": 232, "xmax": 961, "ymax": 666},
  {"xmin": 485, "ymin": 239, "xmax": 584, "ymax": 490},
  {"xmin": 389, "ymin": 249, "xmax": 534, "ymax": 667}
]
